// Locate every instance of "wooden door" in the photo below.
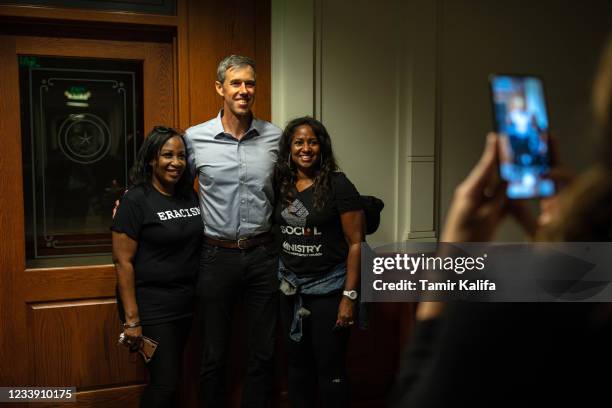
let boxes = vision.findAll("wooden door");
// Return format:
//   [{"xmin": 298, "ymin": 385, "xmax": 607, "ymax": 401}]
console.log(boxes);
[{"xmin": 0, "ymin": 34, "xmax": 175, "ymax": 406}]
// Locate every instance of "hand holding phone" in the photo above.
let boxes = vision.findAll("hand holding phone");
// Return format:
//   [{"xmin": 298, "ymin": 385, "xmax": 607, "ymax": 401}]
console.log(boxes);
[
  {"xmin": 118, "ymin": 332, "xmax": 158, "ymax": 363},
  {"xmin": 489, "ymin": 74, "xmax": 555, "ymax": 199}
]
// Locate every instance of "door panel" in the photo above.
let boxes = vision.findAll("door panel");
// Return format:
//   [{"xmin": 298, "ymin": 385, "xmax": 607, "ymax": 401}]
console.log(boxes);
[
  {"xmin": 0, "ymin": 34, "xmax": 175, "ymax": 406},
  {"xmin": 28, "ymin": 299, "xmax": 142, "ymax": 387},
  {"xmin": 23, "ymin": 266, "xmax": 115, "ymax": 302}
]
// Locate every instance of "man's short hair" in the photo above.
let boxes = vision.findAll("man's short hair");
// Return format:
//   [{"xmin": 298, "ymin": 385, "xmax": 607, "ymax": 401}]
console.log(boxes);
[{"xmin": 217, "ymin": 55, "xmax": 256, "ymax": 83}]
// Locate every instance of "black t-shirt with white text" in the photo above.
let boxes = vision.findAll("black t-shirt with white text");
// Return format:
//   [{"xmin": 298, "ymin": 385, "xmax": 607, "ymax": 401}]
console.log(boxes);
[
  {"xmin": 111, "ymin": 185, "xmax": 203, "ymax": 325},
  {"xmin": 274, "ymin": 172, "xmax": 361, "ymax": 276}
]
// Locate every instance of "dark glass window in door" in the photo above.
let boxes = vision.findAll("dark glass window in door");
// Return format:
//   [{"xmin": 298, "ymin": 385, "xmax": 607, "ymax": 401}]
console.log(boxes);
[{"xmin": 19, "ymin": 56, "xmax": 143, "ymax": 267}]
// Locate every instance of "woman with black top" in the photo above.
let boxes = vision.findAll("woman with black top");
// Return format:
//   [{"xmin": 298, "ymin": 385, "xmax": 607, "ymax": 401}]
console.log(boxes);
[
  {"xmin": 112, "ymin": 126, "xmax": 202, "ymax": 408},
  {"xmin": 274, "ymin": 117, "xmax": 364, "ymax": 407}
]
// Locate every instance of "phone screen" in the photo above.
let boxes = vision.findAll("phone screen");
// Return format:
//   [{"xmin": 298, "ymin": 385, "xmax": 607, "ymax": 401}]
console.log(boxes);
[{"xmin": 489, "ymin": 75, "xmax": 555, "ymax": 199}]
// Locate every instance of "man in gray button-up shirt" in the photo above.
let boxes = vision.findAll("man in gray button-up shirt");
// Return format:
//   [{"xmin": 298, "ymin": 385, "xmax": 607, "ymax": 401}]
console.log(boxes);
[
  {"xmin": 184, "ymin": 55, "xmax": 281, "ymax": 408},
  {"xmin": 185, "ymin": 111, "xmax": 280, "ymax": 239}
]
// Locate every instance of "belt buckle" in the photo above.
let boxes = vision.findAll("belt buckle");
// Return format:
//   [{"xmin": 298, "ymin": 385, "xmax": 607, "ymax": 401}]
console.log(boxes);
[{"xmin": 237, "ymin": 237, "xmax": 248, "ymax": 249}]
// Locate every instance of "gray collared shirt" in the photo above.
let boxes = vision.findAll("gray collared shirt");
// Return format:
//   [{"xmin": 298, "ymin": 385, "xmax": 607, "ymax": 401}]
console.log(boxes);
[{"xmin": 184, "ymin": 111, "xmax": 281, "ymax": 240}]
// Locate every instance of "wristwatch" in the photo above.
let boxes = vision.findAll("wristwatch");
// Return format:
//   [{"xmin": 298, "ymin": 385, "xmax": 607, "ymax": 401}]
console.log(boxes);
[{"xmin": 343, "ymin": 290, "xmax": 358, "ymax": 300}]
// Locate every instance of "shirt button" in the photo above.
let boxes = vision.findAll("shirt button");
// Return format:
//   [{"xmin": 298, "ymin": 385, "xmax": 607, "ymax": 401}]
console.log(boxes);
[
  {"xmin": 241, "ymin": 200, "xmax": 245, "ymax": 203},
  {"xmin": 242, "ymin": 218, "xmax": 246, "ymax": 221},
  {"xmin": 240, "ymin": 181, "xmax": 245, "ymax": 185}
]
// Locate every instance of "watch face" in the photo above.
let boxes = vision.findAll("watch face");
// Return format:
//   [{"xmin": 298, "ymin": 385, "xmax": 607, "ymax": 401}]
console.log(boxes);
[{"xmin": 344, "ymin": 290, "xmax": 358, "ymax": 300}]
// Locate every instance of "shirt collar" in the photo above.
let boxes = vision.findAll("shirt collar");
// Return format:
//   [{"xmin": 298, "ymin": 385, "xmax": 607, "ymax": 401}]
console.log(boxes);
[{"xmin": 214, "ymin": 109, "xmax": 262, "ymax": 140}]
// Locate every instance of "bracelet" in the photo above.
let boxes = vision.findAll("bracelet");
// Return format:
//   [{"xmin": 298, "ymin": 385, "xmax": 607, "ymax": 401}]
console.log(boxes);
[{"xmin": 123, "ymin": 321, "xmax": 141, "ymax": 329}]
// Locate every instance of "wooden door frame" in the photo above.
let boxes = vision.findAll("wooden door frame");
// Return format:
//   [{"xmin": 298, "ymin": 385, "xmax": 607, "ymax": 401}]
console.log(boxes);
[{"xmin": 0, "ymin": 34, "xmax": 175, "ymax": 391}]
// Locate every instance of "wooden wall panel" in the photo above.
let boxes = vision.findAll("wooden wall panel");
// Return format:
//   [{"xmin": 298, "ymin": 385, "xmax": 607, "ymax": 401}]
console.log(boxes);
[
  {"xmin": 254, "ymin": 0, "xmax": 271, "ymax": 121},
  {"xmin": 143, "ymin": 41, "xmax": 176, "ymax": 128},
  {"xmin": 176, "ymin": 0, "xmax": 191, "ymax": 129},
  {"xmin": 28, "ymin": 299, "xmax": 145, "ymax": 387},
  {"xmin": 185, "ymin": 0, "xmax": 271, "ymax": 126}
]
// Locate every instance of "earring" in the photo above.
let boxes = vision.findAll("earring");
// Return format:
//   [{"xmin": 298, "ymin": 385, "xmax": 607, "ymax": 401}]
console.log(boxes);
[
  {"xmin": 287, "ymin": 152, "xmax": 292, "ymax": 168},
  {"xmin": 320, "ymin": 152, "xmax": 324, "ymax": 167}
]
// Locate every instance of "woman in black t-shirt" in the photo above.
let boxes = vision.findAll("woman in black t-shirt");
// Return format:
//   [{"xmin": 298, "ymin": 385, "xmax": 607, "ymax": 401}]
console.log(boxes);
[
  {"xmin": 112, "ymin": 126, "xmax": 202, "ymax": 408},
  {"xmin": 274, "ymin": 117, "xmax": 364, "ymax": 407}
]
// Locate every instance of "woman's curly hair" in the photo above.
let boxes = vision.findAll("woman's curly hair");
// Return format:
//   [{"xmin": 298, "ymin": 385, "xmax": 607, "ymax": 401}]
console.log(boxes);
[{"xmin": 275, "ymin": 117, "xmax": 339, "ymax": 210}]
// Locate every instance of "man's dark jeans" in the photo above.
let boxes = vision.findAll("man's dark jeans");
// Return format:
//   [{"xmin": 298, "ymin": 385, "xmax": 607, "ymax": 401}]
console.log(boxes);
[{"xmin": 197, "ymin": 241, "xmax": 278, "ymax": 407}]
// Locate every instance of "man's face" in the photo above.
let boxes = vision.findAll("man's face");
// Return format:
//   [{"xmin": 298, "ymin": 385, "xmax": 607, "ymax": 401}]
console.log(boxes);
[{"xmin": 215, "ymin": 65, "xmax": 256, "ymax": 117}]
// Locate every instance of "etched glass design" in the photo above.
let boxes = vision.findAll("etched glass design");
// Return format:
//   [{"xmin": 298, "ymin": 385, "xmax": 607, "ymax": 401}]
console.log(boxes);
[{"xmin": 19, "ymin": 56, "xmax": 143, "ymax": 266}]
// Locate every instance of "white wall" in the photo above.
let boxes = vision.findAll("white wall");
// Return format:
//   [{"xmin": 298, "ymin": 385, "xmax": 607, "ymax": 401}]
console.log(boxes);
[
  {"xmin": 319, "ymin": 0, "xmax": 403, "ymax": 245},
  {"xmin": 271, "ymin": 0, "xmax": 315, "ymax": 125},
  {"xmin": 272, "ymin": 0, "xmax": 612, "ymax": 243}
]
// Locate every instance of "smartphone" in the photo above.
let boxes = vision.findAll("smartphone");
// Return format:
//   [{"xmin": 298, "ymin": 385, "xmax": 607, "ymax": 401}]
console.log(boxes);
[
  {"xmin": 139, "ymin": 336, "xmax": 158, "ymax": 363},
  {"xmin": 489, "ymin": 74, "xmax": 555, "ymax": 199}
]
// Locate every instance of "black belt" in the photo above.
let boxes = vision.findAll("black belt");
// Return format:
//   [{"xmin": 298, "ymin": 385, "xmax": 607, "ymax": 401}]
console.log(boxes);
[{"xmin": 204, "ymin": 232, "xmax": 273, "ymax": 250}]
